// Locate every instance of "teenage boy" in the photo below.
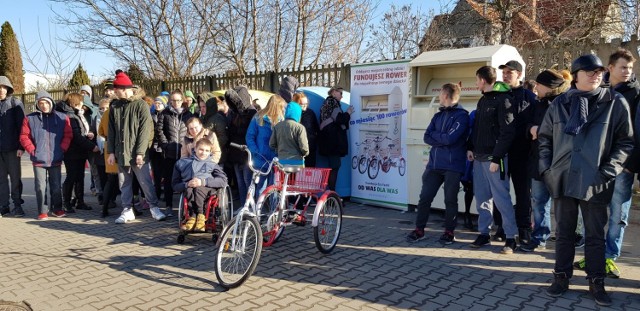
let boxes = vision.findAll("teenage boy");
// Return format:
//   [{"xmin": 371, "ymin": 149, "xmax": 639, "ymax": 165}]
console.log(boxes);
[
  {"xmin": 107, "ymin": 70, "xmax": 166, "ymax": 224},
  {"xmin": 539, "ymin": 54, "xmax": 633, "ymax": 306},
  {"xmin": 406, "ymin": 83, "xmax": 469, "ymax": 244},
  {"xmin": 467, "ymin": 66, "xmax": 518, "ymax": 254},
  {"xmin": 19, "ymin": 91, "xmax": 72, "ymax": 219},
  {"xmin": 573, "ymin": 48, "xmax": 639, "ymax": 278},
  {"xmin": 498, "ymin": 60, "xmax": 538, "ymax": 244}
]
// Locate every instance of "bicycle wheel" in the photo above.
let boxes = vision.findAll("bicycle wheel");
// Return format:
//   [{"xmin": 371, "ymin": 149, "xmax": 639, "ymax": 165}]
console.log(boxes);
[
  {"xmin": 215, "ymin": 215, "xmax": 263, "ymax": 289},
  {"xmin": 351, "ymin": 156, "xmax": 358, "ymax": 169},
  {"xmin": 368, "ymin": 157, "xmax": 380, "ymax": 179},
  {"xmin": 358, "ymin": 156, "xmax": 368, "ymax": 174},
  {"xmin": 259, "ymin": 188, "xmax": 285, "ymax": 245},
  {"xmin": 398, "ymin": 158, "xmax": 407, "ymax": 176},
  {"xmin": 314, "ymin": 192, "xmax": 343, "ymax": 254},
  {"xmin": 217, "ymin": 185, "xmax": 233, "ymax": 227}
]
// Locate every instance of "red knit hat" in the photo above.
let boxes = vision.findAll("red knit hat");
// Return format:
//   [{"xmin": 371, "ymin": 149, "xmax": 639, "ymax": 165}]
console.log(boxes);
[{"xmin": 113, "ymin": 70, "xmax": 133, "ymax": 88}]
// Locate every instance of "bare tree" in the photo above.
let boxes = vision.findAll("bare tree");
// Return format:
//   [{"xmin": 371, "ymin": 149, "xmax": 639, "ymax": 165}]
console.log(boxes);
[
  {"xmin": 618, "ymin": 0, "xmax": 640, "ymax": 38},
  {"xmin": 367, "ymin": 4, "xmax": 432, "ymax": 60}
]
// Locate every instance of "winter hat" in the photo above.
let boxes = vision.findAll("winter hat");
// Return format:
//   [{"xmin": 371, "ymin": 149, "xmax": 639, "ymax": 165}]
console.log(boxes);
[
  {"xmin": 184, "ymin": 90, "xmax": 196, "ymax": 102},
  {"xmin": 0, "ymin": 76, "xmax": 15, "ymax": 95},
  {"xmin": 536, "ymin": 70, "xmax": 565, "ymax": 88},
  {"xmin": 113, "ymin": 70, "xmax": 133, "ymax": 88},
  {"xmin": 160, "ymin": 91, "xmax": 170, "ymax": 97},
  {"xmin": 35, "ymin": 90, "xmax": 54, "ymax": 109},
  {"xmin": 80, "ymin": 85, "xmax": 93, "ymax": 98},
  {"xmin": 154, "ymin": 96, "xmax": 168, "ymax": 111},
  {"xmin": 285, "ymin": 102, "xmax": 302, "ymax": 123},
  {"xmin": 104, "ymin": 79, "xmax": 114, "ymax": 90}
]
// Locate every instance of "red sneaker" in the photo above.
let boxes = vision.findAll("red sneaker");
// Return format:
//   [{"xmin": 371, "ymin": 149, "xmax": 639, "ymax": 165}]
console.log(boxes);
[
  {"xmin": 37, "ymin": 213, "xmax": 49, "ymax": 220},
  {"xmin": 53, "ymin": 210, "xmax": 67, "ymax": 218}
]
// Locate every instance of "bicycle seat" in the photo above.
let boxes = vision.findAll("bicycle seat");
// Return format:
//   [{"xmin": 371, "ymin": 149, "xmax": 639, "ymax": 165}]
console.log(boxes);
[{"xmin": 282, "ymin": 165, "xmax": 303, "ymax": 173}]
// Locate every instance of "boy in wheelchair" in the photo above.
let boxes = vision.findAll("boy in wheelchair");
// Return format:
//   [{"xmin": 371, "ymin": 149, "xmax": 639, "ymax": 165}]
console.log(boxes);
[{"xmin": 172, "ymin": 138, "xmax": 227, "ymax": 232}]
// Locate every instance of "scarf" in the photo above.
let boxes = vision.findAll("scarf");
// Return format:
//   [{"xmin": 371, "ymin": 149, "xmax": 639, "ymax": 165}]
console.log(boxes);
[
  {"xmin": 563, "ymin": 87, "xmax": 602, "ymax": 136},
  {"xmin": 320, "ymin": 96, "xmax": 341, "ymax": 122}
]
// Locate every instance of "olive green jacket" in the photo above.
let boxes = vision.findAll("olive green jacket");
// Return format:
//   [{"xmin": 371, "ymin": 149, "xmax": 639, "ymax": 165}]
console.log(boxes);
[{"xmin": 107, "ymin": 97, "xmax": 154, "ymax": 167}]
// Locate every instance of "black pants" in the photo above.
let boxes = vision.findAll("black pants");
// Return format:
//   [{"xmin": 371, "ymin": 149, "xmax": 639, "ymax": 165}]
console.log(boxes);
[
  {"xmin": 163, "ymin": 158, "xmax": 178, "ymax": 207},
  {"xmin": 554, "ymin": 196, "xmax": 607, "ymax": 278},
  {"xmin": 150, "ymin": 150, "xmax": 164, "ymax": 198},
  {"xmin": 415, "ymin": 169, "xmax": 461, "ymax": 232},
  {"xmin": 509, "ymin": 155, "xmax": 532, "ymax": 229},
  {"xmin": 63, "ymin": 158, "xmax": 87, "ymax": 205},
  {"xmin": 102, "ymin": 173, "xmax": 119, "ymax": 213},
  {"xmin": 186, "ymin": 186, "xmax": 216, "ymax": 214}
]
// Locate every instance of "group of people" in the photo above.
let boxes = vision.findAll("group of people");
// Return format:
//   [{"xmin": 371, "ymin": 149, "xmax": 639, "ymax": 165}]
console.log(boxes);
[
  {"xmin": 0, "ymin": 71, "xmax": 353, "ymax": 228},
  {"xmin": 408, "ymin": 49, "xmax": 638, "ymax": 306}
]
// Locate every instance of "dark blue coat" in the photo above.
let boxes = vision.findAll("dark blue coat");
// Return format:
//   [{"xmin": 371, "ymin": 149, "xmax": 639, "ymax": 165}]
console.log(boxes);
[
  {"xmin": 20, "ymin": 110, "xmax": 72, "ymax": 167},
  {"xmin": 424, "ymin": 105, "xmax": 470, "ymax": 174},
  {"xmin": 0, "ymin": 96, "xmax": 25, "ymax": 152}
]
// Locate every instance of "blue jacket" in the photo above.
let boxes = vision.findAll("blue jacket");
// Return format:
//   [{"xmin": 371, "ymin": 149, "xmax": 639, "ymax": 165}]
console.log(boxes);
[
  {"xmin": 20, "ymin": 109, "xmax": 72, "ymax": 167},
  {"xmin": 171, "ymin": 154, "xmax": 227, "ymax": 193},
  {"xmin": 424, "ymin": 104, "xmax": 469, "ymax": 173},
  {"xmin": 0, "ymin": 96, "xmax": 25, "ymax": 152},
  {"xmin": 246, "ymin": 115, "xmax": 278, "ymax": 171}
]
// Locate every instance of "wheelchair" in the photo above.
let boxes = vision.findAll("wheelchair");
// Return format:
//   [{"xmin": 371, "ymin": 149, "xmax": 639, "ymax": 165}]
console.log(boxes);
[{"xmin": 176, "ymin": 185, "xmax": 233, "ymax": 244}]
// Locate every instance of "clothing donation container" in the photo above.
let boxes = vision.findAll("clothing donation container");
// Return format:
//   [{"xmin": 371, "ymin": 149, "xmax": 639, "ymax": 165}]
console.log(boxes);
[{"xmin": 407, "ymin": 45, "xmax": 523, "ymax": 213}]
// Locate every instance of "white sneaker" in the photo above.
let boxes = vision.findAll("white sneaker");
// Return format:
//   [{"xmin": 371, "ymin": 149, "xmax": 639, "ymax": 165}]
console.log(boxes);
[
  {"xmin": 149, "ymin": 207, "xmax": 166, "ymax": 221},
  {"xmin": 115, "ymin": 208, "xmax": 135, "ymax": 224}
]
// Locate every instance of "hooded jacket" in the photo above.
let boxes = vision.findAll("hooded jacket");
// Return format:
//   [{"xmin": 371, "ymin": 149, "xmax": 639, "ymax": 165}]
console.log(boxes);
[
  {"xmin": 270, "ymin": 102, "xmax": 309, "ymax": 166},
  {"xmin": 0, "ymin": 76, "xmax": 25, "ymax": 152},
  {"xmin": 202, "ymin": 97, "xmax": 229, "ymax": 153},
  {"xmin": 605, "ymin": 73, "xmax": 640, "ymax": 172},
  {"xmin": 107, "ymin": 96, "xmax": 154, "ymax": 166},
  {"xmin": 171, "ymin": 154, "xmax": 227, "ymax": 193},
  {"xmin": 467, "ymin": 82, "xmax": 516, "ymax": 163},
  {"xmin": 538, "ymin": 87, "xmax": 634, "ymax": 202},
  {"xmin": 278, "ymin": 76, "xmax": 299, "ymax": 103},
  {"xmin": 424, "ymin": 104, "xmax": 469, "ymax": 173},
  {"xmin": 56, "ymin": 100, "xmax": 96, "ymax": 160},
  {"xmin": 156, "ymin": 106, "xmax": 193, "ymax": 160},
  {"xmin": 225, "ymin": 87, "xmax": 257, "ymax": 164},
  {"xmin": 20, "ymin": 91, "xmax": 72, "ymax": 167},
  {"xmin": 246, "ymin": 114, "xmax": 278, "ymax": 170}
]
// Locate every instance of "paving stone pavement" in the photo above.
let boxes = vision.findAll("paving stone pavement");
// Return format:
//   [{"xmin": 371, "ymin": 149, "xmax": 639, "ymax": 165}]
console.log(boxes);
[{"xmin": 0, "ymin": 158, "xmax": 639, "ymax": 310}]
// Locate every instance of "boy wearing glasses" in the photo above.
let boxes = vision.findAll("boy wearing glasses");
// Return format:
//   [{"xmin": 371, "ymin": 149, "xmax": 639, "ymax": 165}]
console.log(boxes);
[{"xmin": 539, "ymin": 54, "xmax": 633, "ymax": 306}]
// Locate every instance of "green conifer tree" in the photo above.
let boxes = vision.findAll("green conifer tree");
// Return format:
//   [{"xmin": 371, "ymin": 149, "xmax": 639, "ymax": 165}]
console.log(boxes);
[
  {"xmin": 68, "ymin": 63, "xmax": 90, "ymax": 88},
  {"xmin": 0, "ymin": 22, "xmax": 25, "ymax": 94}
]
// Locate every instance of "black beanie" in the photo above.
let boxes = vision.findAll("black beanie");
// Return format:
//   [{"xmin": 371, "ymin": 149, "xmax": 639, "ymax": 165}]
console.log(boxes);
[{"xmin": 536, "ymin": 70, "xmax": 565, "ymax": 88}]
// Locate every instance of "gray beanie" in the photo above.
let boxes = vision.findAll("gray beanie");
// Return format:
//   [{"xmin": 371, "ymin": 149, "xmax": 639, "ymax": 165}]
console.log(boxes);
[
  {"xmin": 35, "ymin": 90, "xmax": 54, "ymax": 111},
  {"xmin": 80, "ymin": 85, "xmax": 92, "ymax": 98},
  {"xmin": 0, "ymin": 76, "xmax": 14, "ymax": 96}
]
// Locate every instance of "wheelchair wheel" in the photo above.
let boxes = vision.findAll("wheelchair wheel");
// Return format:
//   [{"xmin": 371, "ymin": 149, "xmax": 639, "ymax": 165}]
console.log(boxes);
[
  {"xmin": 314, "ymin": 192, "xmax": 343, "ymax": 254},
  {"xmin": 215, "ymin": 215, "xmax": 262, "ymax": 289},
  {"xmin": 217, "ymin": 185, "xmax": 233, "ymax": 227}
]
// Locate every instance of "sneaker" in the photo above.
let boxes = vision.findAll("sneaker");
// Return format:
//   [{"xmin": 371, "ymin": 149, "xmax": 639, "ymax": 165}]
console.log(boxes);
[
  {"xmin": 75, "ymin": 202, "xmax": 92, "ymax": 210},
  {"xmin": 181, "ymin": 217, "xmax": 196, "ymax": 231},
  {"xmin": 37, "ymin": 213, "xmax": 49, "ymax": 220},
  {"xmin": 492, "ymin": 227, "xmax": 506, "ymax": 242},
  {"xmin": 64, "ymin": 204, "xmax": 76, "ymax": 214},
  {"xmin": 439, "ymin": 231, "xmax": 455, "ymax": 245},
  {"xmin": 149, "ymin": 207, "xmax": 167, "ymax": 221},
  {"xmin": 12, "ymin": 206, "xmax": 25, "ymax": 217},
  {"xmin": 501, "ymin": 238, "xmax": 517, "ymax": 254},
  {"xmin": 52, "ymin": 210, "xmax": 67, "ymax": 218},
  {"xmin": 470, "ymin": 234, "xmax": 491, "ymax": 248},
  {"xmin": 589, "ymin": 278, "xmax": 612, "ymax": 306},
  {"xmin": 605, "ymin": 259, "xmax": 621, "ymax": 278},
  {"xmin": 573, "ymin": 258, "xmax": 586, "ymax": 270},
  {"xmin": 575, "ymin": 234, "xmax": 585, "ymax": 248},
  {"xmin": 406, "ymin": 228, "xmax": 426, "ymax": 243},
  {"xmin": 546, "ymin": 272, "xmax": 570, "ymax": 297},
  {"xmin": 115, "ymin": 208, "xmax": 135, "ymax": 224},
  {"xmin": 0, "ymin": 206, "xmax": 9, "ymax": 216},
  {"xmin": 520, "ymin": 242, "xmax": 546, "ymax": 252},
  {"xmin": 164, "ymin": 206, "xmax": 173, "ymax": 217}
]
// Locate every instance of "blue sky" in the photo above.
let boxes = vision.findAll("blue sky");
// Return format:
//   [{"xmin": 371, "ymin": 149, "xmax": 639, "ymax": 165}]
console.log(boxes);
[{"xmin": 4, "ymin": 0, "xmax": 442, "ymax": 78}]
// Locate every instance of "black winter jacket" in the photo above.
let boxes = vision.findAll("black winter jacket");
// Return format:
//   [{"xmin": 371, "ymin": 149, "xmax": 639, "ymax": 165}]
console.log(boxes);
[
  {"xmin": 57, "ymin": 101, "xmax": 96, "ymax": 160},
  {"xmin": 538, "ymin": 88, "xmax": 634, "ymax": 202},
  {"xmin": 607, "ymin": 74, "xmax": 640, "ymax": 172},
  {"xmin": 526, "ymin": 95, "xmax": 557, "ymax": 180},
  {"xmin": 0, "ymin": 96, "xmax": 25, "ymax": 152},
  {"xmin": 225, "ymin": 87, "xmax": 257, "ymax": 164},
  {"xmin": 508, "ymin": 86, "xmax": 537, "ymax": 158},
  {"xmin": 467, "ymin": 84, "xmax": 516, "ymax": 164},
  {"xmin": 156, "ymin": 107, "xmax": 193, "ymax": 160},
  {"xmin": 300, "ymin": 109, "xmax": 319, "ymax": 152}
]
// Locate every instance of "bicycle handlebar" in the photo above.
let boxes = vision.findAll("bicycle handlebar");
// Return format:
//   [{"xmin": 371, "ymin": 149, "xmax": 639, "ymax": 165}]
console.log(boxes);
[{"xmin": 229, "ymin": 143, "xmax": 277, "ymax": 176}]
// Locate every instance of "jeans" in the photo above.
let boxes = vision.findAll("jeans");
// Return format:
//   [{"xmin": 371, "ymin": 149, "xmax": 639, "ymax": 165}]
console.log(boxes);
[
  {"xmin": 554, "ymin": 196, "xmax": 607, "ymax": 279},
  {"xmin": 473, "ymin": 159, "xmax": 517, "ymax": 238},
  {"xmin": 414, "ymin": 169, "xmax": 461, "ymax": 232},
  {"xmin": 33, "ymin": 166, "xmax": 63, "ymax": 214},
  {"xmin": 531, "ymin": 178, "xmax": 552, "ymax": 245},
  {"xmin": 606, "ymin": 170, "xmax": 633, "ymax": 260},
  {"xmin": 234, "ymin": 163, "xmax": 253, "ymax": 207},
  {"xmin": 117, "ymin": 163, "xmax": 159, "ymax": 209},
  {"xmin": 0, "ymin": 151, "xmax": 22, "ymax": 207}
]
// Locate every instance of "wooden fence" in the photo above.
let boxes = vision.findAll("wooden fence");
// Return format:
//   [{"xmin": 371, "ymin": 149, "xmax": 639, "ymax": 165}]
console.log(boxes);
[{"xmin": 15, "ymin": 36, "xmax": 640, "ymax": 112}]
